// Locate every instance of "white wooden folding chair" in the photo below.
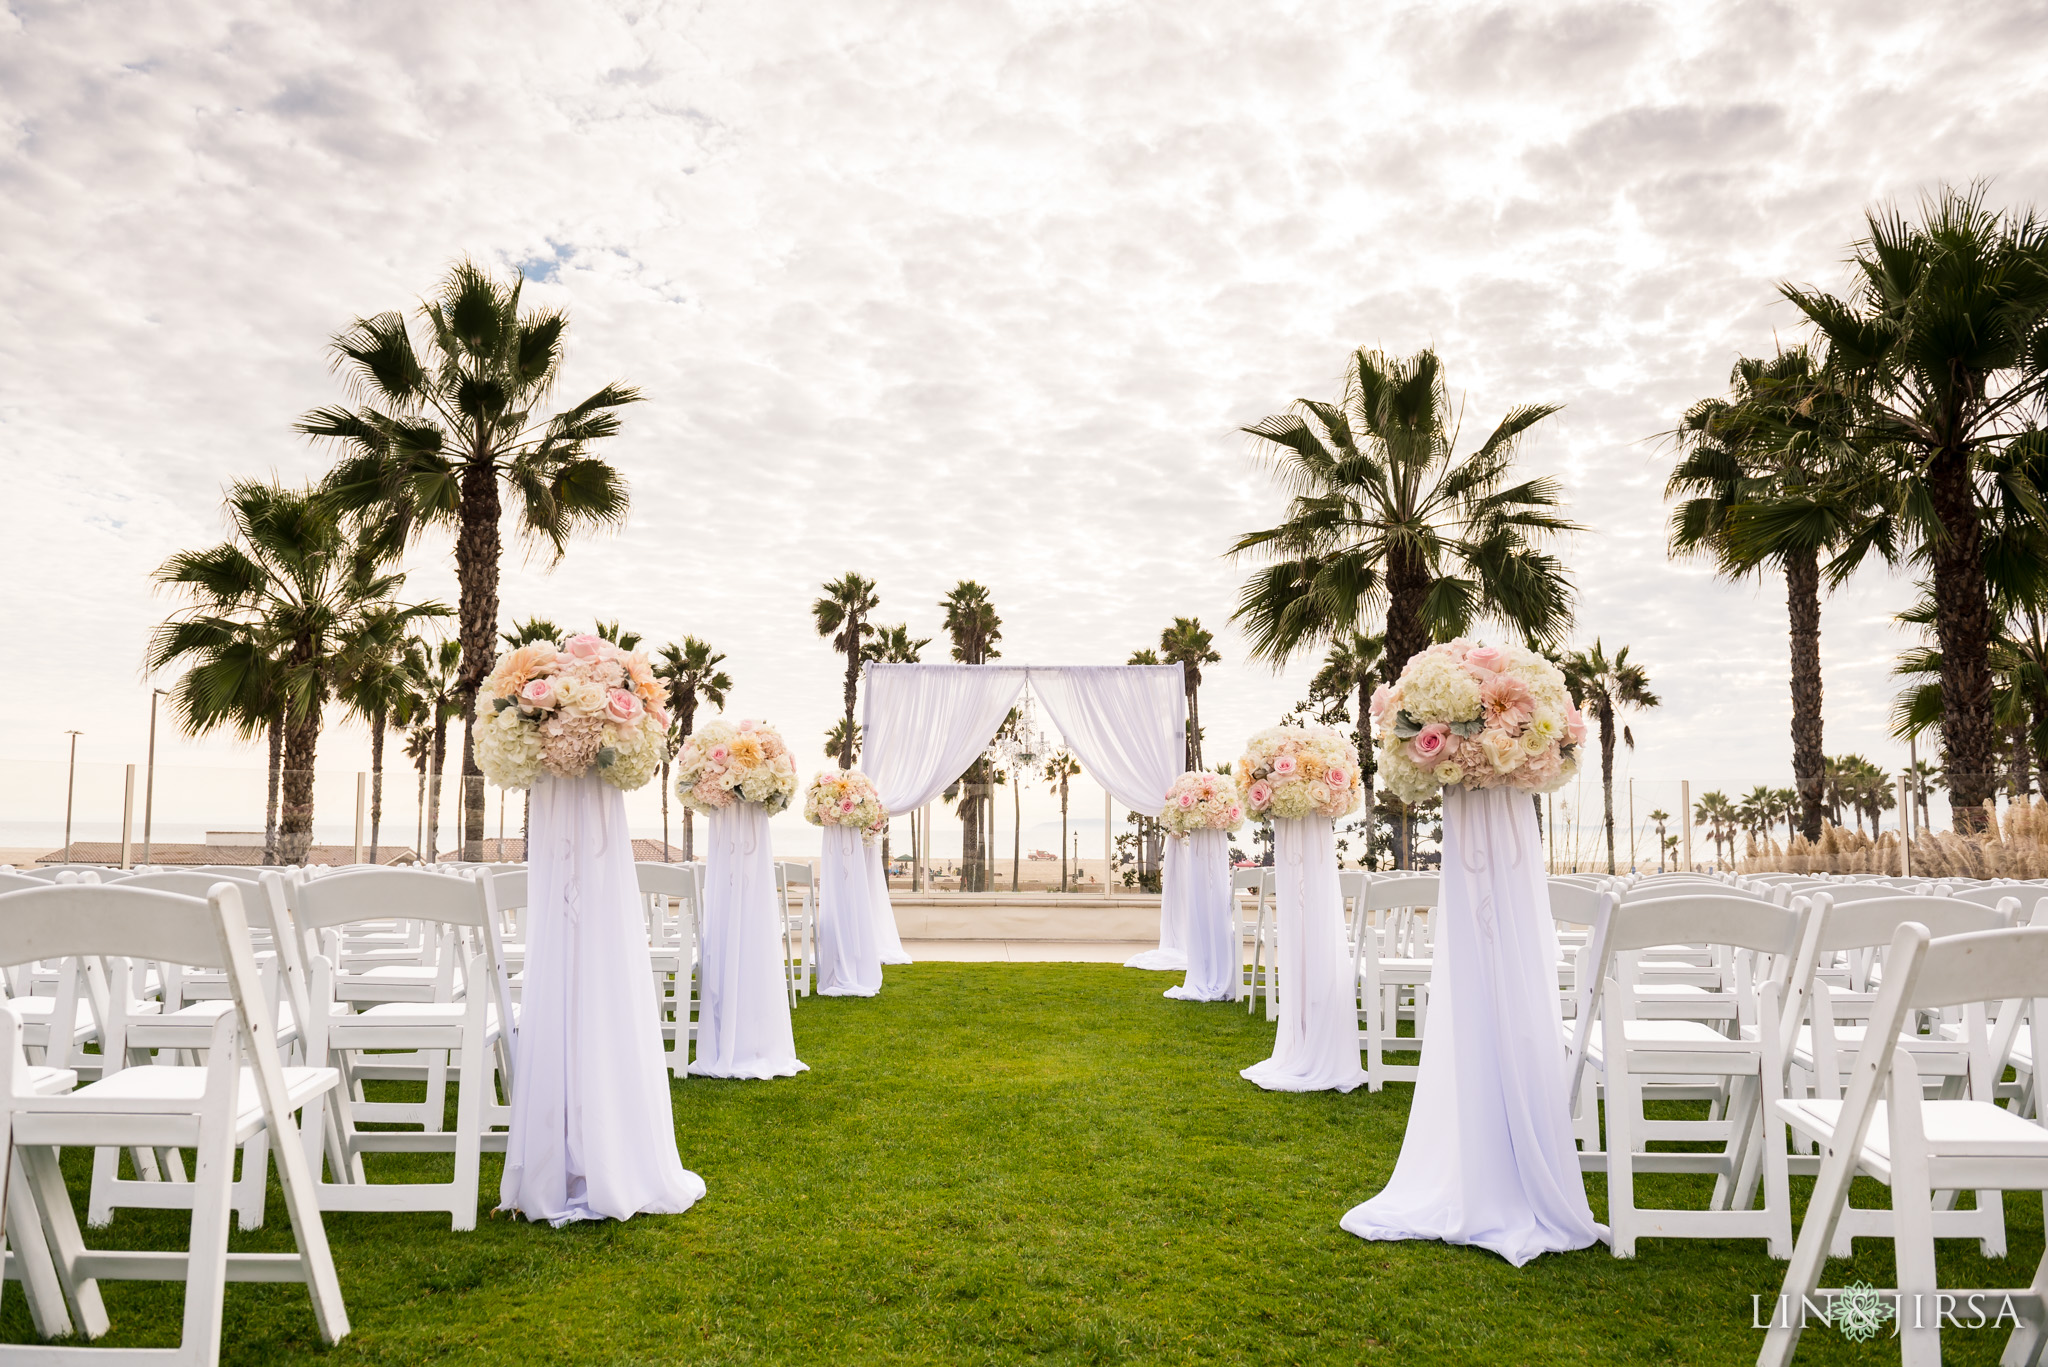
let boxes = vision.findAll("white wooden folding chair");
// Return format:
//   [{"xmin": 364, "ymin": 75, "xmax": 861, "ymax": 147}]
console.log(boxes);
[
  {"xmin": 1237, "ymin": 869, "xmax": 1273, "ymax": 1015},
  {"xmin": 1355, "ymin": 874, "xmax": 1440, "ymax": 1091},
  {"xmin": 1590, "ymin": 891, "xmax": 1825, "ymax": 1258},
  {"xmin": 0, "ymin": 880, "xmax": 348, "ymax": 1361},
  {"xmin": 776, "ymin": 863, "xmax": 815, "ymax": 1002},
  {"xmin": 292, "ymin": 868, "xmax": 516, "ymax": 1231},
  {"xmin": 1762, "ymin": 922, "xmax": 2048, "ymax": 1367},
  {"xmin": 637, "ymin": 862, "xmax": 701, "ymax": 1079}
]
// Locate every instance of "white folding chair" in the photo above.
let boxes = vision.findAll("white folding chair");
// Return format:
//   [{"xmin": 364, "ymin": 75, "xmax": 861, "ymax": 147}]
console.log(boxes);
[
  {"xmin": 637, "ymin": 862, "xmax": 701, "ymax": 1079},
  {"xmin": 292, "ymin": 869, "xmax": 516, "ymax": 1231},
  {"xmin": 0, "ymin": 880, "xmax": 348, "ymax": 1361},
  {"xmin": 1762, "ymin": 923, "xmax": 2048, "ymax": 1367},
  {"xmin": 1355, "ymin": 874, "xmax": 1440, "ymax": 1091},
  {"xmin": 1237, "ymin": 869, "xmax": 1273, "ymax": 1015},
  {"xmin": 775, "ymin": 863, "xmax": 815, "ymax": 1002}
]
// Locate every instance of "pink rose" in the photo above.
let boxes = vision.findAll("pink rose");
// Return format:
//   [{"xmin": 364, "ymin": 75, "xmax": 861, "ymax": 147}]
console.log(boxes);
[
  {"xmin": 563, "ymin": 634, "xmax": 605, "ymax": 663},
  {"xmin": 520, "ymin": 678, "xmax": 557, "ymax": 708},
  {"xmin": 840, "ymin": 798, "xmax": 855, "ymax": 814},
  {"xmin": 1228, "ymin": 804, "xmax": 1243, "ymax": 822},
  {"xmin": 1178, "ymin": 792, "xmax": 1196, "ymax": 808},
  {"xmin": 1464, "ymin": 644, "xmax": 1506, "ymax": 675},
  {"xmin": 648, "ymin": 703, "xmax": 670, "ymax": 728},
  {"xmin": 709, "ymin": 744, "xmax": 731, "ymax": 764},
  {"xmin": 1247, "ymin": 780, "xmax": 1273, "ymax": 808},
  {"xmin": 1369, "ymin": 684, "xmax": 1393, "ymax": 719},
  {"xmin": 737, "ymin": 719, "xmax": 757, "ymax": 732},
  {"xmin": 1271, "ymin": 754, "xmax": 1298, "ymax": 776},
  {"xmin": 1326, "ymin": 767, "xmax": 1348, "ymax": 789},
  {"xmin": 1407, "ymin": 722, "xmax": 1451, "ymax": 764},
  {"xmin": 1563, "ymin": 703, "xmax": 1588, "ymax": 745},
  {"xmin": 605, "ymin": 689, "xmax": 643, "ymax": 724}
]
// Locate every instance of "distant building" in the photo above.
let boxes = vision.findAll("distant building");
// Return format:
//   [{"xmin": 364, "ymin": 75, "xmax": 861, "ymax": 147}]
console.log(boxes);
[
  {"xmin": 35, "ymin": 841, "xmax": 418, "ymax": 867},
  {"xmin": 436, "ymin": 838, "xmax": 690, "ymax": 862}
]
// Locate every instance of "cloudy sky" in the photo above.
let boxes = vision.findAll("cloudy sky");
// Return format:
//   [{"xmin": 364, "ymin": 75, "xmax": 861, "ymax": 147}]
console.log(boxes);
[{"xmin": 4, "ymin": 0, "xmax": 2045, "ymax": 849}]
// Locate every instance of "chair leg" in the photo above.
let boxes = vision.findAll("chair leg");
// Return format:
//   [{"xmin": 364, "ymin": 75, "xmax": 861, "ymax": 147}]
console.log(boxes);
[
  {"xmin": 21, "ymin": 1144, "xmax": 110, "ymax": 1338},
  {"xmin": 6, "ymin": 1151, "xmax": 74, "ymax": 1339},
  {"xmin": 179, "ymin": 1089, "xmax": 240, "ymax": 1367},
  {"xmin": 450, "ymin": 1026, "xmax": 487, "ymax": 1231},
  {"xmin": 1886, "ymin": 1053, "xmax": 1941, "ymax": 1367},
  {"xmin": 1606, "ymin": 1064, "xmax": 1639, "ymax": 1258},
  {"xmin": 236, "ymin": 1127, "xmax": 270, "ymax": 1230}
]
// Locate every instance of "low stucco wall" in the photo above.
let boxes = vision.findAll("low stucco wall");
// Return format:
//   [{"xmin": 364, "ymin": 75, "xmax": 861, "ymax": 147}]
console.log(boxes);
[{"xmin": 890, "ymin": 895, "xmax": 1163, "ymax": 941}]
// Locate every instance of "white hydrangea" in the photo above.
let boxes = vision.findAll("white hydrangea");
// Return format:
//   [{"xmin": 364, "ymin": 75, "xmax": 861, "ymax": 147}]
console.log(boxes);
[{"xmin": 475, "ymin": 703, "xmax": 544, "ymax": 790}]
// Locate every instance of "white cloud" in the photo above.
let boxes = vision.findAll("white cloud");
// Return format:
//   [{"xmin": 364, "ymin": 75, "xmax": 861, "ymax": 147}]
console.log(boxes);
[{"xmin": 3, "ymin": 0, "xmax": 2044, "ymax": 846}]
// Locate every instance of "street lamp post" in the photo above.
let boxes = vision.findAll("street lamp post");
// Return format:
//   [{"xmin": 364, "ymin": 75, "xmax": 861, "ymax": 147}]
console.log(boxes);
[
  {"xmin": 143, "ymin": 687, "xmax": 167, "ymax": 865},
  {"xmin": 62, "ymin": 730, "xmax": 82, "ymax": 860}
]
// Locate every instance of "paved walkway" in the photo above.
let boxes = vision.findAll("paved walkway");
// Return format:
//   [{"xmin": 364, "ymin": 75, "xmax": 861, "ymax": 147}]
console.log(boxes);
[{"xmin": 901, "ymin": 940, "xmax": 1155, "ymax": 963}]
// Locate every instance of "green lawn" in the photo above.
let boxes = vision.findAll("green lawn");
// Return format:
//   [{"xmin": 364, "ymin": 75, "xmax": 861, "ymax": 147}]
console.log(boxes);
[{"xmin": 2, "ymin": 963, "xmax": 2038, "ymax": 1364}]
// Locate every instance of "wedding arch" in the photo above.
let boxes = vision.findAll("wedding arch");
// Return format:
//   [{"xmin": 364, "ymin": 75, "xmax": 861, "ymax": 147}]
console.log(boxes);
[{"xmin": 859, "ymin": 663, "xmax": 1189, "ymax": 937}]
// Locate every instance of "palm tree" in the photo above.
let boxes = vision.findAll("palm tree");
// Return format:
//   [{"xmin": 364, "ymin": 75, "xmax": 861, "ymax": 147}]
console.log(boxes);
[
  {"xmin": 403, "ymin": 638, "xmax": 464, "ymax": 861},
  {"xmin": 1737, "ymin": 786, "xmax": 1776, "ymax": 847},
  {"xmin": 336, "ymin": 615, "xmax": 432, "ymax": 864},
  {"xmin": 1043, "ymin": 751, "xmax": 1083, "ymax": 892},
  {"xmin": 1694, "ymin": 791, "xmax": 1737, "ymax": 867},
  {"xmin": 813, "ymin": 574, "xmax": 880, "ymax": 770},
  {"xmin": 1158, "ymin": 617, "xmax": 1221, "ymax": 769},
  {"xmin": 150, "ymin": 481, "xmax": 442, "ymax": 864},
  {"xmin": 824, "ymin": 718, "xmax": 861, "ymax": 761},
  {"xmin": 1780, "ymin": 185, "xmax": 2048, "ymax": 830},
  {"xmin": 1667, "ymin": 345, "xmax": 1865, "ymax": 841},
  {"xmin": 403, "ymin": 724, "xmax": 432, "ymax": 861},
  {"xmin": 1231, "ymin": 346, "xmax": 1577, "ymax": 685},
  {"xmin": 594, "ymin": 620, "xmax": 642, "ymax": 651},
  {"xmin": 303, "ymin": 260, "xmax": 639, "ymax": 859},
  {"xmin": 941, "ymin": 582, "xmax": 1002, "ymax": 891},
  {"xmin": 653, "ymin": 638, "xmax": 731, "ymax": 862},
  {"xmin": 1894, "ymin": 579, "xmax": 2048, "ymax": 804},
  {"xmin": 1127, "ymin": 648, "xmax": 1159, "ymax": 665},
  {"xmin": 1647, "ymin": 808, "xmax": 1670, "ymax": 872},
  {"xmin": 501, "ymin": 617, "xmax": 564, "ymax": 651},
  {"xmin": 1563, "ymin": 641, "xmax": 1660, "ymax": 875},
  {"xmin": 1906, "ymin": 760, "xmax": 1942, "ymax": 834}
]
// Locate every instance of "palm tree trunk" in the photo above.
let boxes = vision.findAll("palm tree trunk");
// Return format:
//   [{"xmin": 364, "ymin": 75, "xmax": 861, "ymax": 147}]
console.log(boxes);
[
  {"xmin": 1012, "ymin": 776, "xmax": 1020, "ymax": 892},
  {"xmin": 455, "ymin": 454, "xmax": 503, "ymax": 862},
  {"xmin": 1785, "ymin": 548, "xmax": 1827, "ymax": 841},
  {"xmin": 1059, "ymin": 785, "xmax": 1069, "ymax": 891},
  {"xmin": 368, "ymin": 710, "xmax": 386, "ymax": 864},
  {"xmin": 660, "ymin": 759, "xmax": 671, "ymax": 860},
  {"xmin": 1598, "ymin": 702, "xmax": 1618, "ymax": 875},
  {"xmin": 427, "ymin": 716, "xmax": 448, "ymax": 863},
  {"xmin": 279, "ymin": 708, "xmax": 321, "ymax": 866},
  {"xmin": 2011, "ymin": 725, "xmax": 2030, "ymax": 799},
  {"xmin": 1186, "ymin": 683, "xmax": 1201, "ymax": 770},
  {"xmin": 1382, "ymin": 546, "xmax": 1431, "ymax": 689},
  {"xmin": 840, "ymin": 642, "xmax": 860, "ymax": 769},
  {"xmin": 263, "ymin": 712, "xmax": 283, "ymax": 867},
  {"xmin": 1926, "ymin": 444, "xmax": 1996, "ymax": 831}
]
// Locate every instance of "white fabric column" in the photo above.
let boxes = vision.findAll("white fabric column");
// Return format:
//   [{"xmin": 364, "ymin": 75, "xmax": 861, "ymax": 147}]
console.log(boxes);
[
  {"xmin": 500, "ymin": 773, "xmax": 705, "ymax": 1224},
  {"xmin": 1164, "ymin": 828, "xmax": 1237, "ymax": 1002},
  {"xmin": 693, "ymin": 801, "xmax": 807, "ymax": 1079},
  {"xmin": 867, "ymin": 840, "xmax": 912, "ymax": 965},
  {"xmin": 860, "ymin": 664, "xmax": 1029, "ymax": 814},
  {"xmin": 1125, "ymin": 836, "xmax": 1190, "ymax": 970},
  {"xmin": 815, "ymin": 826, "xmax": 882, "ymax": 997},
  {"xmin": 1340, "ymin": 785, "xmax": 1604, "ymax": 1265},
  {"xmin": 1239, "ymin": 815, "xmax": 1366, "ymax": 1093},
  {"xmin": 1026, "ymin": 665, "xmax": 1187, "ymax": 964}
]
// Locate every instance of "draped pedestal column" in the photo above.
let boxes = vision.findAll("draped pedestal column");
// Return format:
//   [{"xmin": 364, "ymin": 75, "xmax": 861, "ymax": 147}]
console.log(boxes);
[
  {"xmin": 500, "ymin": 773, "xmax": 704, "ymax": 1224},
  {"xmin": 1124, "ymin": 836, "xmax": 1190, "ymax": 970},
  {"xmin": 1239, "ymin": 816, "xmax": 1366, "ymax": 1093},
  {"xmin": 693, "ymin": 801, "xmax": 807, "ymax": 1080},
  {"xmin": 1164, "ymin": 828, "xmax": 1237, "ymax": 1001},
  {"xmin": 816, "ymin": 826, "xmax": 882, "ymax": 997},
  {"xmin": 1340, "ymin": 784, "xmax": 1604, "ymax": 1265}
]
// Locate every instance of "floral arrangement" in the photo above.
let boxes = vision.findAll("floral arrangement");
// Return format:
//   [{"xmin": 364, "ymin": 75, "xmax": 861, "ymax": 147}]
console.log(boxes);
[
  {"xmin": 1235, "ymin": 727, "xmax": 1364, "ymax": 821},
  {"xmin": 1372, "ymin": 640, "xmax": 1584, "ymax": 806},
  {"xmin": 673, "ymin": 718, "xmax": 799, "ymax": 816},
  {"xmin": 475, "ymin": 633, "xmax": 670, "ymax": 791},
  {"xmin": 1158, "ymin": 770, "xmax": 1246, "ymax": 837},
  {"xmin": 804, "ymin": 769, "xmax": 889, "ymax": 842}
]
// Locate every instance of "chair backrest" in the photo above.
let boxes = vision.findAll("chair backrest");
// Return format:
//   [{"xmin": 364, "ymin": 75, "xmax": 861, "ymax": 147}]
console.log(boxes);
[
  {"xmin": 1943, "ymin": 883, "xmax": 2036, "ymax": 911},
  {"xmin": 635, "ymin": 863, "xmax": 699, "ymax": 901},
  {"xmin": 292, "ymin": 867, "xmax": 491, "ymax": 932},
  {"xmin": 1811, "ymin": 893, "xmax": 2008, "ymax": 950},
  {"xmin": 1338, "ymin": 869, "xmax": 1367, "ymax": 900},
  {"xmin": 116, "ymin": 870, "xmax": 255, "ymax": 900},
  {"xmin": 1231, "ymin": 868, "xmax": 1269, "ymax": 894},
  {"xmin": 0, "ymin": 883, "xmax": 233, "ymax": 971},
  {"xmin": 1547, "ymin": 880, "xmax": 1611, "ymax": 927},
  {"xmin": 0, "ymin": 872, "xmax": 47, "ymax": 895},
  {"xmin": 492, "ymin": 868, "xmax": 529, "ymax": 914},
  {"xmin": 779, "ymin": 861, "xmax": 814, "ymax": 889},
  {"xmin": 1363, "ymin": 874, "xmax": 1440, "ymax": 911},
  {"xmin": 1607, "ymin": 893, "xmax": 1808, "ymax": 958},
  {"xmin": 1812, "ymin": 881, "xmax": 1933, "ymax": 905}
]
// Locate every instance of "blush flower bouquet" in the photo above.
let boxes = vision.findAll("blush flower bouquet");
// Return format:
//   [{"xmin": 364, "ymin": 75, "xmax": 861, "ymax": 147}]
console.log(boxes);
[
  {"xmin": 1372, "ymin": 640, "xmax": 1583, "ymax": 806},
  {"xmin": 803, "ymin": 769, "xmax": 888, "ymax": 842},
  {"xmin": 474, "ymin": 633, "xmax": 670, "ymax": 791},
  {"xmin": 673, "ymin": 718, "xmax": 799, "ymax": 816},
  {"xmin": 1158, "ymin": 770, "xmax": 1246, "ymax": 837},
  {"xmin": 1234, "ymin": 727, "xmax": 1364, "ymax": 822}
]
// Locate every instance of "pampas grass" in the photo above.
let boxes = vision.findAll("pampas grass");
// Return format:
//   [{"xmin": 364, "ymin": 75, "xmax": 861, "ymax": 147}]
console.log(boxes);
[{"xmin": 1739, "ymin": 799, "xmax": 2048, "ymax": 878}]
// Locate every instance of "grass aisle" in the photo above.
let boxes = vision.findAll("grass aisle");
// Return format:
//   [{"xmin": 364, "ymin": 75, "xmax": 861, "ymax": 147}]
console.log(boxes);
[{"xmin": 3, "ymin": 963, "xmax": 2039, "ymax": 1364}]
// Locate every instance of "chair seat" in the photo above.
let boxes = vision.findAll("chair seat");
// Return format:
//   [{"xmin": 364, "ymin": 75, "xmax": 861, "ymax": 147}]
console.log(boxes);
[
  {"xmin": 1780, "ymin": 1098, "xmax": 2048, "ymax": 1162},
  {"xmin": 58, "ymin": 1065, "xmax": 339, "ymax": 1141},
  {"xmin": 345, "ymin": 1001, "xmax": 513, "ymax": 1033},
  {"xmin": 153, "ymin": 999, "xmax": 300, "ymax": 1038},
  {"xmin": 7, "ymin": 998, "xmax": 96, "ymax": 1030},
  {"xmin": 22, "ymin": 1066, "xmax": 76, "ymax": 1096},
  {"xmin": 1790, "ymin": 1025, "xmax": 1969, "ymax": 1072},
  {"xmin": 1634, "ymin": 984, "xmax": 1711, "ymax": 997},
  {"xmin": 1585, "ymin": 1018, "xmax": 1751, "ymax": 1065},
  {"xmin": 357, "ymin": 966, "xmax": 441, "ymax": 982}
]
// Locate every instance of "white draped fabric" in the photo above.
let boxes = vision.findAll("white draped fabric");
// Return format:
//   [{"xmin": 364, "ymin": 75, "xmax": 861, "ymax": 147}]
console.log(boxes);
[
  {"xmin": 866, "ymin": 841, "xmax": 912, "ymax": 965},
  {"xmin": 1027, "ymin": 665, "xmax": 1188, "ymax": 967},
  {"xmin": 1163, "ymin": 829, "xmax": 1237, "ymax": 1002},
  {"xmin": 815, "ymin": 826, "xmax": 882, "ymax": 997},
  {"xmin": 860, "ymin": 664, "xmax": 1029, "ymax": 815},
  {"xmin": 500, "ymin": 774, "xmax": 705, "ymax": 1224},
  {"xmin": 1127, "ymin": 836, "xmax": 1191, "ymax": 971},
  {"xmin": 1340, "ymin": 785, "xmax": 1605, "ymax": 1265},
  {"xmin": 694, "ymin": 801, "xmax": 808, "ymax": 1080},
  {"xmin": 1239, "ymin": 816, "xmax": 1366, "ymax": 1093}
]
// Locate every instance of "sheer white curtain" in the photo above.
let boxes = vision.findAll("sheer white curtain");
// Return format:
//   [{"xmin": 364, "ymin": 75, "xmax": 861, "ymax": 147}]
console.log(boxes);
[
  {"xmin": 1027, "ymin": 664, "xmax": 1188, "ymax": 968},
  {"xmin": 1240, "ymin": 816, "xmax": 1367, "ymax": 1093},
  {"xmin": 865, "ymin": 841, "xmax": 912, "ymax": 965},
  {"xmin": 1163, "ymin": 828, "xmax": 1237, "ymax": 1002},
  {"xmin": 816, "ymin": 826, "xmax": 881, "ymax": 997},
  {"xmin": 694, "ymin": 802, "xmax": 807, "ymax": 1079},
  {"xmin": 861, "ymin": 664, "xmax": 1029, "ymax": 814}
]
